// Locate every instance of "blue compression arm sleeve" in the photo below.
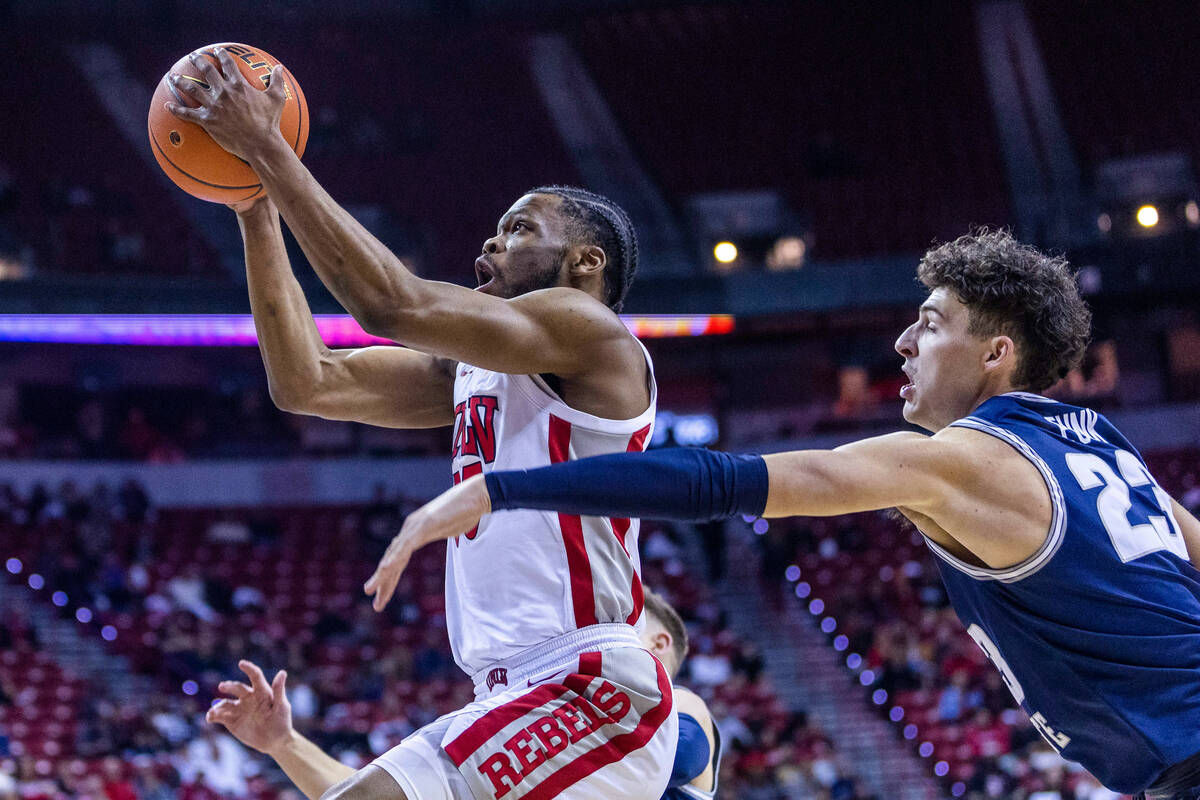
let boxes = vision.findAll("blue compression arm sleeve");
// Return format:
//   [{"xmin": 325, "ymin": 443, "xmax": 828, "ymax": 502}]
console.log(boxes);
[
  {"xmin": 484, "ymin": 447, "xmax": 769, "ymax": 522},
  {"xmin": 669, "ymin": 713, "xmax": 711, "ymax": 788}
]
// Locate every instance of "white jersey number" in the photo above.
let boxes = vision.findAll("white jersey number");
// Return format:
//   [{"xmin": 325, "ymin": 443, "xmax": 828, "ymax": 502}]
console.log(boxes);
[
  {"xmin": 1065, "ymin": 449, "xmax": 1187, "ymax": 563},
  {"xmin": 967, "ymin": 624, "xmax": 1072, "ymax": 752}
]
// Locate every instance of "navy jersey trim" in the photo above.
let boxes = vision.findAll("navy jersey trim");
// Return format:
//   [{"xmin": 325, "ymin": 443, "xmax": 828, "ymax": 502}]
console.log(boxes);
[
  {"xmin": 924, "ymin": 416, "xmax": 1067, "ymax": 583},
  {"xmin": 1001, "ymin": 391, "xmax": 1058, "ymax": 404}
]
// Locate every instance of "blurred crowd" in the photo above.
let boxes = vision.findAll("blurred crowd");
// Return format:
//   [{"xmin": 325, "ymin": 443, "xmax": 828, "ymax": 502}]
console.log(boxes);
[{"xmin": 0, "ymin": 481, "xmax": 869, "ymax": 800}]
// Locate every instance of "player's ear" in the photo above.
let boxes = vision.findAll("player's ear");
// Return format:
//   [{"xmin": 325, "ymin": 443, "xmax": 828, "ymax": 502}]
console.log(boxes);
[
  {"xmin": 982, "ymin": 335, "xmax": 1017, "ymax": 376},
  {"xmin": 567, "ymin": 244, "xmax": 606, "ymax": 279}
]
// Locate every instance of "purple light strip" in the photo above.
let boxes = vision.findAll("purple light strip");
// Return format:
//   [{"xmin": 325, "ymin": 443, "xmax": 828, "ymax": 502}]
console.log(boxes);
[{"xmin": 0, "ymin": 314, "xmax": 733, "ymax": 346}]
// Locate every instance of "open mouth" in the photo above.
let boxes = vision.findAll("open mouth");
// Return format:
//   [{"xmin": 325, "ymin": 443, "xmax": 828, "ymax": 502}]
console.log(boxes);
[
  {"xmin": 900, "ymin": 368, "xmax": 915, "ymax": 399},
  {"xmin": 474, "ymin": 256, "xmax": 496, "ymax": 290}
]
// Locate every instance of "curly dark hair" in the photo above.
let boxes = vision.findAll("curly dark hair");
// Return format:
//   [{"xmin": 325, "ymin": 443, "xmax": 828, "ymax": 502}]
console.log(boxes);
[
  {"xmin": 527, "ymin": 185, "xmax": 639, "ymax": 312},
  {"xmin": 917, "ymin": 229, "xmax": 1092, "ymax": 391}
]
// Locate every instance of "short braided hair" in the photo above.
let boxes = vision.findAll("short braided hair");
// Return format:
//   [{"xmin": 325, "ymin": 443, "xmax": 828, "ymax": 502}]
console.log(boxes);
[
  {"xmin": 527, "ymin": 185, "xmax": 639, "ymax": 312},
  {"xmin": 918, "ymin": 228, "xmax": 1092, "ymax": 391}
]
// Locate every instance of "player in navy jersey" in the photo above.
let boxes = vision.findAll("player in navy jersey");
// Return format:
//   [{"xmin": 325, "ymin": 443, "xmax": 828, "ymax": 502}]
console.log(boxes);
[
  {"xmin": 371, "ymin": 229, "xmax": 1200, "ymax": 800},
  {"xmin": 638, "ymin": 591, "xmax": 720, "ymax": 800}
]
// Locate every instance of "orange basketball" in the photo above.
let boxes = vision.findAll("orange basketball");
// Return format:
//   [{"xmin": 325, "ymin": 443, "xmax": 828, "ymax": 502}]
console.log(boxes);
[{"xmin": 147, "ymin": 43, "xmax": 308, "ymax": 204}]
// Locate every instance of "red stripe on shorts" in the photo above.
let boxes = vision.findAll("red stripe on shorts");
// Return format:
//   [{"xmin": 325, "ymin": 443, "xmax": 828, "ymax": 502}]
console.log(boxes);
[
  {"xmin": 444, "ymin": 683, "xmax": 571, "ymax": 767},
  {"xmin": 578, "ymin": 651, "xmax": 602, "ymax": 677},
  {"xmin": 520, "ymin": 653, "xmax": 675, "ymax": 800},
  {"xmin": 549, "ymin": 415, "xmax": 597, "ymax": 627}
]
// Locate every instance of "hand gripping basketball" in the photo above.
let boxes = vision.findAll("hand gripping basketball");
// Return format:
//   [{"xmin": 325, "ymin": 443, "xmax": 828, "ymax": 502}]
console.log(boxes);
[
  {"xmin": 166, "ymin": 47, "xmax": 286, "ymax": 161},
  {"xmin": 148, "ymin": 43, "xmax": 307, "ymax": 203}
]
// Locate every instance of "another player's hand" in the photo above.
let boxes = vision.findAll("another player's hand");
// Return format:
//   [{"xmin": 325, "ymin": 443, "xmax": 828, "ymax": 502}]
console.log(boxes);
[
  {"xmin": 165, "ymin": 47, "xmax": 287, "ymax": 161},
  {"xmin": 364, "ymin": 474, "xmax": 492, "ymax": 612},
  {"xmin": 206, "ymin": 659, "xmax": 293, "ymax": 757}
]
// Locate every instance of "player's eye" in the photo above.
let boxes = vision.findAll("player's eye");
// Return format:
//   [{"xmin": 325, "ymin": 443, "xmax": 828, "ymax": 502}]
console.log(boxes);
[{"xmin": 512, "ymin": 221, "xmax": 529, "ymax": 232}]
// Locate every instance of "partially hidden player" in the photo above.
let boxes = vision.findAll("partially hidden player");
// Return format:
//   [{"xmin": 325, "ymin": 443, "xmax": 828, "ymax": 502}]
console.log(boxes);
[
  {"xmin": 381, "ymin": 230, "xmax": 1200, "ymax": 800},
  {"xmin": 172, "ymin": 49, "xmax": 676, "ymax": 800},
  {"xmin": 639, "ymin": 591, "xmax": 720, "ymax": 800}
]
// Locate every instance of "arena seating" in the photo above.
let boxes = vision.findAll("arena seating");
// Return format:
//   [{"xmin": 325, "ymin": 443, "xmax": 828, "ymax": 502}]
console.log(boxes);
[
  {"xmin": 0, "ymin": 28, "xmax": 222, "ymax": 277},
  {"xmin": 0, "ymin": 483, "xmax": 868, "ymax": 798},
  {"xmin": 571, "ymin": 1, "xmax": 1010, "ymax": 260},
  {"xmin": 1027, "ymin": 2, "xmax": 1200, "ymax": 170}
]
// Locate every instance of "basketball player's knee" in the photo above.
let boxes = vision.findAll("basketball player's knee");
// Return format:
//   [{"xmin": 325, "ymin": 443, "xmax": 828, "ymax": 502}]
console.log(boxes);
[{"xmin": 319, "ymin": 765, "xmax": 407, "ymax": 800}]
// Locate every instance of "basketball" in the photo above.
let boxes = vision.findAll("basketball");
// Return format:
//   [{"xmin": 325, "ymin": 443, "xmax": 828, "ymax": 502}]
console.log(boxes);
[{"xmin": 147, "ymin": 43, "xmax": 308, "ymax": 204}]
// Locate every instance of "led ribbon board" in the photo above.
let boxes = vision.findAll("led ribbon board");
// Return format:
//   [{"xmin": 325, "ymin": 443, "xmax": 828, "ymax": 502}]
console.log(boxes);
[{"xmin": 0, "ymin": 314, "xmax": 734, "ymax": 346}]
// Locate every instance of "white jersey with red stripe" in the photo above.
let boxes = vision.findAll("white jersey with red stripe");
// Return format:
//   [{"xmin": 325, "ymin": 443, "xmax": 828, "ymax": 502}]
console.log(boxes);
[{"xmin": 447, "ymin": 341, "xmax": 657, "ymax": 677}]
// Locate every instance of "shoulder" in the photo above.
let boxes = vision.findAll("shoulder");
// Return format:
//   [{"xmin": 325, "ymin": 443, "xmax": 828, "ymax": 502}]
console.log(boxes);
[
  {"xmin": 508, "ymin": 287, "xmax": 630, "ymax": 339},
  {"xmin": 673, "ymin": 686, "xmax": 713, "ymax": 728}
]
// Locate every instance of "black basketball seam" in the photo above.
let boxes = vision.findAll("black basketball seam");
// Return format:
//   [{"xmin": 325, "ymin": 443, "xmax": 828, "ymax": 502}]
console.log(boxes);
[
  {"xmin": 287, "ymin": 68, "xmax": 306, "ymax": 152},
  {"xmin": 150, "ymin": 133, "xmax": 262, "ymax": 191}
]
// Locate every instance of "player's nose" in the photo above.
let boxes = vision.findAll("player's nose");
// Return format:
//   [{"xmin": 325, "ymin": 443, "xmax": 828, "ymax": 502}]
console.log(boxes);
[
  {"xmin": 895, "ymin": 323, "xmax": 917, "ymax": 358},
  {"xmin": 482, "ymin": 236, "xmax": 503, "ymax": 255}
]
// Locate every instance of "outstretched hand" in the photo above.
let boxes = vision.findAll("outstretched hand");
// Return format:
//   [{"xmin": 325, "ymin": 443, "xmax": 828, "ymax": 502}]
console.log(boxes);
[
  {"xmin": 364, "ymin": 474, "xmax": 492, "ymax": 611},
  {"xmin": 165, "ymin": 47, "xmax": 287, "ymax": 161},
  {"xmin": 206, "ymin": 659, "xmax": 293, "ymax": 756}
]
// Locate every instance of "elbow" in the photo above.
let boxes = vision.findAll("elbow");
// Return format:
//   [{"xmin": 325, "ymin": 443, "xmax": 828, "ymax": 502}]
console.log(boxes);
[
  {"xmin": 267, "ymin": 381, "xmax": 316, "ymax": 415},
  {"xmin": 357, "ymin": 299, "xmax": 426, "ymax": 343},
  {"xmin": 356, "ymin": 308, "xmax": 401, "ymax": 341},
  {"xmin": 351, "ymin": 272, "xmax": 425, "ymax": 341}
]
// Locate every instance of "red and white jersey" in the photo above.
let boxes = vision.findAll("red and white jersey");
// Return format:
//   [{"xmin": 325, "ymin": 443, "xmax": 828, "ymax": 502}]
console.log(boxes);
[{"xmin": 447, "ymin": 342, "xmax": 657, "ymax": 676}]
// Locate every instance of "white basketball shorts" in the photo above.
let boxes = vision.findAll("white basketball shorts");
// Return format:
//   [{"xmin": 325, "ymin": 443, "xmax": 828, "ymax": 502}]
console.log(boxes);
[{"xmin": 370, "ymin": 623, "xmax": 677, "ymax": 800}]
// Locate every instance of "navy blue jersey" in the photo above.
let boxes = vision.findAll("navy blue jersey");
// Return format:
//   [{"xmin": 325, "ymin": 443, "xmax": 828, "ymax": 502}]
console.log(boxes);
[
  {"xmin": 924, "ymin": 392, "xmax": 1200, "ymax": 794},
  {"xmin": 663, "ymin": 714, "xmax": 721, "ymax": 800}
]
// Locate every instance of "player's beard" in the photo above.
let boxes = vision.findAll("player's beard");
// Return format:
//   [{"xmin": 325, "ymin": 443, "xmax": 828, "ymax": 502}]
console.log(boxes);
[{"xmin": 499, "ymin": 254, "xmax": 563, "ymax": 300}]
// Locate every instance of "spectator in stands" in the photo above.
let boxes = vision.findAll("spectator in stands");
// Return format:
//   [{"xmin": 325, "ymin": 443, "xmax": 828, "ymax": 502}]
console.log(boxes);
[
  {"xmin": 178, "ymin": 727, "xmax": 255, "ymax": 797},
  {"xmin": 936, "ymin": 668, "xmax": 981, "ymax": 722},
  {"xmin": 116, "ymin": 479, "xmax": 151, "ymax": 523},
  {"xmin": 965, "ymin": 708, "xmax": 1011, "ymax": 759},
  {"xmin": 130, "ymin": 756, "xmax": 175, "ymax": 800},
  {"xmin": 167, "ymin": 564, "xmax": 218, "ymax": 622},
  {"xmin": 100, "ymin": 757, "xmax": 137, "ymax": 800},
  {"xmin": 207, "ymin": 513, "xmax": 251, "ymax": 543}
]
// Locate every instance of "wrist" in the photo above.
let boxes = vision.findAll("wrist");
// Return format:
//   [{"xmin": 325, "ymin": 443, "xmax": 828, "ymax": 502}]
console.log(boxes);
[
  {"xmin": 236, "ymin": 197, "xmax": 276, "ymax": 222},
  {"xmin": 471, "ymin": 473, "xmax": 492, "ymax": 516},
  {"xmin": 264, "ymin": 728, "xmax": 299, "ymax": 760},
  {"xmin": 245, "ymin": 131, "xmax": 293, "ymax": 172}
]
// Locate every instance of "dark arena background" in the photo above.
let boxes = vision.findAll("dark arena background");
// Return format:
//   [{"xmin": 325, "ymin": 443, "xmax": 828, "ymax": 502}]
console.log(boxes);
[{"xmin": 2, "ymin": 1, "xmax": 1200, "ymax": 799}]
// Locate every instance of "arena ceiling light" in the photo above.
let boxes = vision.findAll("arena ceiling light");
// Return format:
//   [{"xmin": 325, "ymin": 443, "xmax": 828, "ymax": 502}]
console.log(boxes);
[
  {"xmin": 0, "ymin": 314, "xmax": 735, "ymax": 346},
  {"xmin": 713, "ymin": 241, "xmax": 739, "ymax": 264},
  {"xmin": 1136, "ymin": 204, "xmax": 1160, "ymax": 228}
]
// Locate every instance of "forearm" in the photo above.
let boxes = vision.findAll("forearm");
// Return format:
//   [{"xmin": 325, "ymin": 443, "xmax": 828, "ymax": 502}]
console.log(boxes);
[
  {"xmin": 486, "ymin": 448, "xmax": 769, "ymax": 522},
  {"xmin": 238, "ymin": 203, "xmax": 332, "ymax": 407},
  {"xmin": 246, "ymin": 135, "xmax": 417, "ymax": 333},
  {"xmin": 266, "ymin": 730, "xmax": 356, "ymax": 800}
]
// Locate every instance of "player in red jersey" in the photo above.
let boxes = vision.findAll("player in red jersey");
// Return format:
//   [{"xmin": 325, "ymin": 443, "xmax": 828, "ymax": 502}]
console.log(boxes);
[{"xmin": 173, "ymin": 49, "xmax": 675, "ymax": 800}]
